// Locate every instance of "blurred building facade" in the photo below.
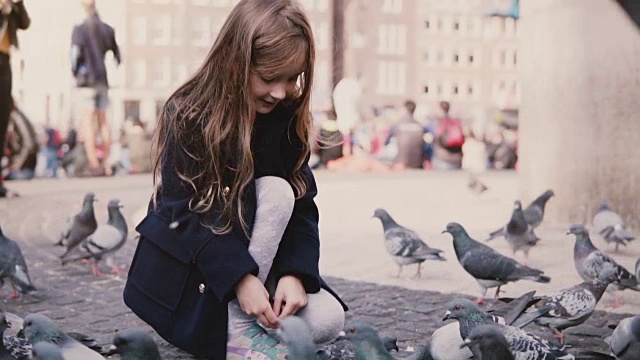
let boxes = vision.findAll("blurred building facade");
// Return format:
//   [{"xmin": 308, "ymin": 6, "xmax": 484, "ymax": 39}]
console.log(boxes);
[{"xmin": 12, "ymin": 0, "xmax": 518, "ymax": 130}]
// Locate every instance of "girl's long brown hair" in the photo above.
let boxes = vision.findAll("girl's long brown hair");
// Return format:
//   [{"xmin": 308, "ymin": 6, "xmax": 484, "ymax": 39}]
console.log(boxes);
[{"xmin": 152, "ymin": 0, "xmax": 315, "ymax": 236}]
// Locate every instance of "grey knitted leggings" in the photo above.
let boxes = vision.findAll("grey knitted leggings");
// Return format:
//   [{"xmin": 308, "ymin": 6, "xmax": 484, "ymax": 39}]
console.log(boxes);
[{"xmin": 227, "ymin": 176, "xmax": 345, "ymax": 344}]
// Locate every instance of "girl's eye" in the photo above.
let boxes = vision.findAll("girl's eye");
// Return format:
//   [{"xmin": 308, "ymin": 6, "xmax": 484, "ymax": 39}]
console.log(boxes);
[{"xmin": 261, "ymin": 77, "xmax": 276, "ymax": 83}]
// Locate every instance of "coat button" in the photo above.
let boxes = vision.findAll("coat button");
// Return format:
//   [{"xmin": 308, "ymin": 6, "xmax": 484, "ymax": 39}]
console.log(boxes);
[
  {"xmin": 198, "ymin": 283, "xmax": 205, "ymax": 293},
  {"xmin": 223, "ymin": 186, "xmax": 230, "ymax": 197}
]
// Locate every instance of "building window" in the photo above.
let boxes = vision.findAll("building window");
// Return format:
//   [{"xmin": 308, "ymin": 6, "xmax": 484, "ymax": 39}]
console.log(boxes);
[
  {"xmin": 453, "ymin": 19, "xmax": 460, "ymax": 32},
  {"xmin": 467, "ymin": 85, "xmax": 474, "ymax": 96},
  {"xmin": 376, "ymin": 61, "xmax": 406, "ymax": 95},
  {"xmin": 452, "ymin": 84, "xmax": 459, "ymax": 95},
  {"xmin": 382, "ymin": 0, "xmax": 402, "ymax": 14},
  {"xmin": 192, "ymin": 16, "xmax": 211, "ymax": 47},
  {"xmin": 424, "ymin": 85, "xmax": 429, "ymax": 94},
  {"xmin": 132, "ymin": 17, "xmax": 147, "ymax": 46},
  {"xmin": 513, "ymin": 51, "xmax": 518, "ymax": 67},
  {"xmin": 150, "ymin": 16, "xmax": 171, "ymax": 45},
  {"xmin": 377, "ymin": 24, "xmax": 406, "ymax": 55},
  {"xmin": 453, "ymin": 52, "xmax": 459, "ymax": 64},
  {"xmin": 124, "ymin": 100, "xmax": 141, "ymax": 121},
  {"xmin": 151, "ymin": 57, "xmax": 171, "ymax": 88},
  {"xmin": 468, "ymin": 54, "xmax": 474, "ymax": 64},
  {"xmin": 425, "ymin": 20, "xmax": 430, "ymax": 29},
  {"xmin": 131, "ymin": 60, "xmax": 147, "ymax": 88}
]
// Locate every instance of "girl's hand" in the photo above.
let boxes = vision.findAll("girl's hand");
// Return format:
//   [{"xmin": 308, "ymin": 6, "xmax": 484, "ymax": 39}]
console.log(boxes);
[
  {"xmin": 273, "ymin": 275, "xmax": 308, "ymax": 319},
  {"xmin": 235, "ymin": 274, "xmax": 280, "ymax": 328}
]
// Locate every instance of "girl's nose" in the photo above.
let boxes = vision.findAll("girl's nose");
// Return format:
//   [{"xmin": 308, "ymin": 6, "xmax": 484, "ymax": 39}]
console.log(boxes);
[{"xmin": 269, "ymin": 82, "xmax": 287, "ymax": 100}]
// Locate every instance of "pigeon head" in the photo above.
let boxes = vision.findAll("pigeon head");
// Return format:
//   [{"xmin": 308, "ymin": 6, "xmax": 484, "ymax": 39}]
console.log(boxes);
[
  {"xmin": 108, "ymin": 199, "xmax": 123, "ymax": 210},
  {"xmin": 513, "ymin": 200, "xmax": 522, "ymax": 211},
  {"xmin": 109, "ymin": 328, "xmax": 160, "ymax": 359},
  {"xmin": 0, "ymin": 312, "xmax": 9, "ymax": 334},
  {"xmin": 341, "ymin": 321, "xmax": 384, "ymax": 344},
  {"xmin": 542, "ymin": 190, "xmax": 554, "ymax": 199},
  {"xmin": 31, "ymin": 342, "xmax": 64, "ymax": 360},
  {"xmin": 443, "ymin": 298, "xmax": 481, "ymax": 322},
  {"xmin": 20, "ymin": 314, "xmax": 64, "ymax": 344},
  {"xmin": 443, "ymin": 222, "xmax": 466, "ymax": 236},
  {"xmin": 372, "ymin": 208, "xmax": 389, "ymax": 219},
  {"xmin": 84, "ymin": 192, "xmax": 97, "ymax": 203},
  {"xmin": 566, "ymin": 224, "xmax": 588, "ymax": 236},
  {"xmin": 597, "ymin": 200, "xmax": 610, "ymax": 212}
]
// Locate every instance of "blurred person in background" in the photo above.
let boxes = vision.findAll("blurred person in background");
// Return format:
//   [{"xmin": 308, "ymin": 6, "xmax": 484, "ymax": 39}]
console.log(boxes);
[
  {"xmin": 71, "ymin": 0, "xmax": 121, "ymax": 176},
  {"xmin": 386, "ymin": 99, "xmax": 425, "ymax": 169},
  {"xmin": 0, "ymin": 0, "xmax": 29, "ymax": 195},
  {"xmin": 43, "ymin": 126, "xmax": 62, "ymax": 178},
  {"xmin": 432, "ymin": 101, "xmax": 464, "ymax": 170}
]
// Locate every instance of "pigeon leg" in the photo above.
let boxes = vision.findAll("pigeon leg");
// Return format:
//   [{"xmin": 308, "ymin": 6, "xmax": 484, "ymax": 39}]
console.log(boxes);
[
  {"xmin": 551, "ymin": 328, "xmax": 565, "ymax": 344},
  {"xmin": 474, "ymin": 286, "xmax": 488, "ymax": 304},
  {"xmin": 614, "ymin": 242, "xmax": 620, "ymax": 252},
  {"xmin": 82, "ymin": 258, "xmax": 91, "ymax": 265},
  {"xmin": 91, "ymin": 263, "xmax": 104, "ymax": 277},
  {"xmin": 111, "ymin": 266, "xmax": 128, "ymax": 276},
  {"xmin": 392, "ymin": 266, "xmax": 403, "ymax": 278},
  {"xmin": 7, "ymin": 287, "xmax": 19, "ymax": 300},
  {"xmin": 493, "ymin": 286, "xmax": 503, "ymax": 299},
  {"xmin": 412, "ymin": 263, "xmax": 422, "ymax": 279},
  {"xmin": 608, "ymin": 296, "xmax": 623, "ymax": 309}
]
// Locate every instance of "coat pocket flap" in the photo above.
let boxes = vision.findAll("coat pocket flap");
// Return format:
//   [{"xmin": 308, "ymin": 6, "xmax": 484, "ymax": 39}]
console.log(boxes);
[{"xmin": 136, "ymin": 212, "xmax": 192, "ymax": 264}]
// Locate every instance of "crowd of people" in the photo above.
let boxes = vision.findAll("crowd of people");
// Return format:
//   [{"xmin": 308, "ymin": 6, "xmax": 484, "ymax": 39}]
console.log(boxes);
[{"xmin": 310, "ymin": 100, "xmax": 519, "ymax": 174}]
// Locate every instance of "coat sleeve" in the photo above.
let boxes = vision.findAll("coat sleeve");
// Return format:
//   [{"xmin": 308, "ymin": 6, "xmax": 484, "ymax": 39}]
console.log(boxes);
[
  {"xmin": 12, "ymin": 1, "xmax": 30, "ymax": 30},
  {"xmin": 108, "ymin": 26, "xmax": 121, "ymax": 65},
  {"xmin": 271, "ymin": 164, "xmax": 321, "ymax": 293},
  {"xmin": 159, "ymin": 130, "xmax": 258, "ymax": 303}
]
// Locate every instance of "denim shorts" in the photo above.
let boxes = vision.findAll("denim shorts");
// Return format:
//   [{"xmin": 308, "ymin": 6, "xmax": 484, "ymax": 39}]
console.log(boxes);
[{"xmin": 76, "ymin": 84, "xmax": 109, "ymax": 112}]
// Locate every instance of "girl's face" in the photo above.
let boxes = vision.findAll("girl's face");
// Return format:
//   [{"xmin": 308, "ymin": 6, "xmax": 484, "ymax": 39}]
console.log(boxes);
[{"xmin": 250, "ymin": 54, "xmax": 306, "ymax": 115}]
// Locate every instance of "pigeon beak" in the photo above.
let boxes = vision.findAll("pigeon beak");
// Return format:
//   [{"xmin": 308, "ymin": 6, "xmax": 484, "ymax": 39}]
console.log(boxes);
[
  {"xmin": 565, "ymin": 231, "xmax": 571, "ymax": 235},
  {"xmin": 336, "ymin": 330, "xmax": 346, "ymax": 341},
  {"xmin": 16, "ymin": 328, "xmax": 24, "ymax": 338},
  {"xmin": 442, "ymin": 310, "xmax": 452, "ymax": 321},
  {"xmin": 104, "ymin": 344, "xmax": 118, "ymax": 356},
  {"xmin": 460, "ymin": 338, "xmax": 474, "ymax": 348},
  {"xmin": 441, "ymin": 230, "xmax": 447, "ymax": 234},
  {"xmin": 5, "ymin": 322, "xmax": 10, "ymax": 329}
]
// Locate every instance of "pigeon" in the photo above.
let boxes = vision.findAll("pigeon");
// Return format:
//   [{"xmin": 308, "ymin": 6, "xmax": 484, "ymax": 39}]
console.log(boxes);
[
  {"xmin": 462, "ymin": 324, "xmax": 514, "ymax": 360},
  {"xmin": 443, "ymin": 300, "xmax": 573, "ymax": 360},
  {"xmin": 340, "ymin": 322, "xmax": 393, "ymax": 360},
  {"xmin": 468, "ymin": 174, "xmax": 489, "ymax": 195},
  {"xmin": 278, "ymin": 316, "xmax": 316, "ymax": 360},
  {"xmin": 381, "ymin": 336, "xmax": 398, "ymax": 352},
  {"xmin": 61, "ymin": 199, "xmax": 128, "ymax": 276},
  {"xmin": 636, "ymin": 258, "xmax": 640, "ymax": 283},
  {"xmin": 532, "ymin": 266, "xmax": 618, "ymax": 343},
  {"xmin": 107, "ymin": 328, "xmax": 162, "ymax": 360},
  {"xmin": 57, "ymin": 193, "xmax": 98, "ymax": 255},
  {"xmin": 443, "ymin": 222, "xmax": 551, "ymax": 303},
  {"xmin": 592, "ymin": 201, "xmax": 635, "ymax": 252},
  {"xmin": 487, "ymin": 189, "xmax": 554, "ymax": 240},
  {"xmin": 18, "ymin": 314, "xmax": 104, "ymax": 360},
  {"xmin": 606, "ymin": 315, "xmax": 640, "ymax": 360},
  {"xmin": 373, "ymin": 208, "xmax": 446, "ymax": 278},
  {"xmin": 568, "ymin": 224, "xmax": 639, "ymax": 308},
  {"xmin": 30, "ymin": 342, "xmax": 64, "ymax": 360},
  {"xmin": 0, "ymin": 227, "xmax": 36, "ymax": 299},
  {"xmin": 0, "ymin": 310, "xmax": 29, "ymax": 360},
  {"xmin": 486, "ymin": 201, "xmax": 540, "ymax": 260}
]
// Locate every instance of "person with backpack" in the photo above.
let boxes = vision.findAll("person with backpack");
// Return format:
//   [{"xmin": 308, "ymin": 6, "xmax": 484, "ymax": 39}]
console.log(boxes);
[
  {"xmin": 432, "ymin": 101, "xmax": 464, "ymax": 170},
  {"xmin": 71, "ymin": 0, "xmax": 121, "ymax": 176}
]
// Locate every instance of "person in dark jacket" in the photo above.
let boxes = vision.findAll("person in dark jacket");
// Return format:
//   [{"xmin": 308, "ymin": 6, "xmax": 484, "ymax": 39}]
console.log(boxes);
[
  {"xmin": 71, "ymin": 0, "xmax": 120, "ymax": 176},
  {"xmin": 122, "ymin": 1, "xmax": 346, "ymax": 359},
  {"xmin": 0, "ymin": 0, "xmax": 29, "ymax": 196}
]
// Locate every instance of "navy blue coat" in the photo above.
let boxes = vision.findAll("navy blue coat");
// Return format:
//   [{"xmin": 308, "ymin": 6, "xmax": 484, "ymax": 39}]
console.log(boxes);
[{"xmin": 123, "ymin": 104, "xmax": 347, "ymax": 359}]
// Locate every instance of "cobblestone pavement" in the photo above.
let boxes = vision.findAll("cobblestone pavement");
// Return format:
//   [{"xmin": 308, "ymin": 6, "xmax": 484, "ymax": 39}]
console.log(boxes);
[{"xmin": 0, "ymin": 173, "xmax": 634, "ymax": 359}]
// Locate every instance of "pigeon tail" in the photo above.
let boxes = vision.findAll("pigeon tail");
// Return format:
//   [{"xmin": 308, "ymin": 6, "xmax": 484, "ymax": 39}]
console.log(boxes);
[
  {"xmin": 520, "ymin": 273, "xmax": 551, "ymax": 284},
  {"xmin": 486, "ymin": 227, "xmax": 504, "ymax": 241},
  {"xmin": 511, "ymin": 304, "xmax": 554, "ymax": 328}
]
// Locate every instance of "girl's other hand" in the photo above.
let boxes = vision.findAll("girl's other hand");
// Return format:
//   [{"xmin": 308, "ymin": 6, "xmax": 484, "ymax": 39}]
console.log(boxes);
[
  {"xmin": 235, "ymin": 274, "xmax": 280, "ymax": 328},
  {"xmin": 273, "ymin": 275, "xmax": 308, "ymax": 319}
]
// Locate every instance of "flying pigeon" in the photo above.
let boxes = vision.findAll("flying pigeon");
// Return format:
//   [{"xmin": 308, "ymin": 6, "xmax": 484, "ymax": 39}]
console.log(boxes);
[
  {"xmin": 468, "ymin": 174, "xmax": 489, "ymax": 195},
  {"xmin": 462, "ymin": 324, "xmax": 514, "ymax": 360},
  {"xmin": 373, "ymin": 208, "xmax": 446, "ymax": 278},
  {"xmin": 61, "ymin": 199, "xmax": 128, "ymax": 276},
  {"xmin": 568, "ymin": 224, "xmax": 639, "ymax": 308},
  {"xmin": 340, "ymin": 322, "xmax": 393, "ymax": 360},
  {"xmin": 0, "ymin": 310, "xmax": 30, "ymax": 360},
  {"xmin": 0, "ymin": 226, "xmax": 36, "ymax": 299},
  {"xmin": 107, "ymin": 328, "xmax": 162, "ymax": 360},
  {"xmin": 57, "ymin": 193, "xmax": 98, "ymax": 256},
  {"xmin": 443, "ymin": 222, "xmax": 550, "ymax": 303},
  {"xmin": 592, "ymin": 201, "xmax": 635, "ymax": 252},
  {"xmin": 19, "ymin": 314, "xmax": 104, "ymax": 360},
  {"xmin": 278, "ymin": 316, "xmax": 316, "ymax": 360},
  {"xmin": 606, "ymin": 315, "xmax": 640, "ymax": 360},
  {"xmin": 443, "ymin": 299, "xmax": 573, "ymax": 360},
  {"xmin": 487, "ymin": 189, "xmax": 554, "ymax": 240},
  {"xmin": 486, "ymin": 201, "xmax": 540, "ymax": 260},
  {"xmin": 532, "ymin": 266, "xmax": 618, "ymax": 343},
  {"xmin": 30, "ymin": 342, "xmax": 64, "ymax": 360}
]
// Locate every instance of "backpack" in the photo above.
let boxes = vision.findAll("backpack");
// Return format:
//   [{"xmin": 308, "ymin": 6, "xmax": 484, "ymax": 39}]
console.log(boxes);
[{"xmin": 436, "ymin": 117, "xmax": 465, "ymax": 148}]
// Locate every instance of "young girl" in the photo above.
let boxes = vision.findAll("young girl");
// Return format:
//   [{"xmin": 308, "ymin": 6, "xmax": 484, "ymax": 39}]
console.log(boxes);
[{"xmin": 123, "ymin": 1, "xmax": 347, "ymax": 359}]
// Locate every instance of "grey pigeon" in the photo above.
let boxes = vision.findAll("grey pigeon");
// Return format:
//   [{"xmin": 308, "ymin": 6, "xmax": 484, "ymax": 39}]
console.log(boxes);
[
  {"xmin": 373, "ymin": 208, "xmax": 446, "ymax": 278},
  {"xmin": 30, "ymin": 342, "xmax": 64, "ymax": 360},
  {"xmin": 0, "ymin": 227, "xmax": 36, "ymax": 299},
  {"xmin": 487, "ymin": 190, "xmax": 554, "ymax": 240},
  {"xmin": 18, "ymin": 314, "xmax": 103, "ymax": 360},
  {"xmin": 381, "ymin": 336, "xmax": 398, "ymax": 353},
  {"xmin": 443, "ymin": 222, "xmax": 550, "ymax": 303},
  {"xmin": 61, "ymin": 199, "xmax": 128, "ymax": 276},
  {"xmin": 108, "ymin": 328, "xmax": 161, "ymax": 360},
  {"xmin": 57, "ymin": 192, "xmax": 98, "ymax": 256},
  {"xmin": 462, "ymin": 324, "xmax": 514, "ymax": 360},
  {"xmin": 606, "ymin": 315, "xmax": 640, "ymax": 360},
  {"xmin": 532, "ymin": 267, "xmax": 618, "ymax": 343},
  {"xmin": 487, "ymin": 201, "xmax": 540, "ymax": 260},
  {"xmin": 279, "ymin": 316, "xmax": 316, "ymax": 360},
  {"xmin": 636, "ymin": 258, "xmax": 640, "ymax": 283},
  {"xmin": 592, "ymin": 201, "xmax": 635, "ymax": 252},
  {"xmin": 443, "ymin": 300, "xmax": 573, "ymax": 360},
  {"xmin": 341, "ymin": 322, "xmax": 393, "ymax": 360},
  {"xmin": 568, "ymin": 224, "xmax": 639, "ymax": 308}
]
